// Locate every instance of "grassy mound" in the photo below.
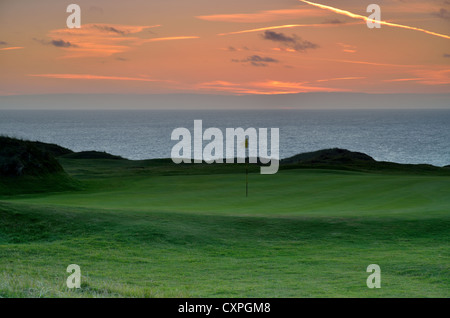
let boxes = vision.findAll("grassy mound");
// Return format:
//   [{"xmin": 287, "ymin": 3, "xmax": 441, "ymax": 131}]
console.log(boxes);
[
  {"xmin": 282, "ymin": 148, "xmax": 375, "ymax": 165},
  {"xmin": 0, "ymin": 137, "xmax": 79, "ymax": 195},
  {"xmin": 0, "ymin": 136, "xmax": 65, "ymax": 177},
  {"xmin": 60, "ymin": 151, "xmax": 125, "ymax": 160},
  {"xmin": 281, "ymin": 148, "xmax": 449, "ymax": 175},
  {"xmin": 30, "ymin": 140, "xmax": 73, "ymax": 157}
]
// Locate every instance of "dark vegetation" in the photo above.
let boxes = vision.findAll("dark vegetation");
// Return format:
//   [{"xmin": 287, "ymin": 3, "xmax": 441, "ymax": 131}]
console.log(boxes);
[
  {"xmin": 30, "ymin": 140, "xmax": 73, "ymax": 157},
  {"xmin": 281, "ymin": 148, "xmax": 450, "ymax": 175},
  {"xmin": 0, "ymin": 136, "xmax": 65, "ymax": 177},
  {"xmin": 0, "ymin": 137, "xmax": 77, "ymax": 195},
  {"xmin": 1, "ymin": 137, "xmax": 449, "ymax": 197},
  {"xmin": 282, "ymin": 148, "xmax": 375, "ymax": 165},
  {"xmin": 60, "ymin": 151, "xmax": 124, "ymax": 160}
]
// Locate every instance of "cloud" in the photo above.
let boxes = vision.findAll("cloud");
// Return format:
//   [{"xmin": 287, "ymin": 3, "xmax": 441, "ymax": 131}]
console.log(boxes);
[
  {"xmin": 444, "ymin": 53, "xmax": 450, "ymax": 58},
  {"xmin": 222, "ymin": 46, "xmax": 249, "ymax": 52},
  {"xmin": 218, "ymin": 21, "xmax": 354, "ymax": 36},
  {"xmin": 92, "ymin": 25, "xmax": 128, "ymax": 35},
  {"xmin": 384, "ymin": 78, "xmax": 423, "ymax": 82},
  {"xmin": 43, "ymin": 24, "xmax": 197, "ymax": 58},
  {"xmin": 412, "ymin": 69, "xmax": 450, "ymax": 85},
  {"xmin": 323, "ymin": 19, "xmax": 344, "ymax": 24},
  {"xmin": 0, "ymin": 47, "xmax": 24, "ymax": 51},
  {"xmin": 197, "ymin": 80, "xmax": 348, "ymax": 95},
  {"xmin": 28, "ymin": 73, "xmax": 172, "ymax": 83},
  {"xmin": 432, "ymin": 8, "xmax": 450, "ymax": 20},
  {"xmin": 263, "ymin": 31, "xmax": 296, "ymax": 43},
  {"xmin": 316, "ymin": 58, "xmax": 418, "ymax": 68},
  {"xmin": 247, "ymin": 55, "xmax": 278, "ymax": 63},
  {"xmin": 144, "ymin": 36, "xmax": 199, "ymax": 43},
  {"xmin": 232, "ymin": 55, "xmax": 279, "ymax": 67},
  {"xmin": 34, "ymin": 38, "xmax": 77, "ymax": 48},
  {"xmin": 337, "ymin": 42, "xmax": 357, "ymax": 53},
  {"xmin": 196, "ymin": 7, "xmax": 327, "ymax": 23},
  {"xmin": 316, "ymin": 76, "xmax": 366, "ymax": 82},
  {"xmin": 0, "ymin": 41, "xmax": 7, "ymax": 46},
  {"xmin": 384, "ymin": 69, "xmax": 450, "ymax": 85},
  {"xmin": 261, "ymin": 31, "xmax": 319, "ymax": 52},
  {"xmin": 50, "ymin": 39, "xmax": 77, "ymax": 48}
]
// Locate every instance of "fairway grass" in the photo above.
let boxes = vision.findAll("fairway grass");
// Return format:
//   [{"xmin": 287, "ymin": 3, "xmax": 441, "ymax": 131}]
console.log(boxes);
[{"xmin": 0, "ymin": 159, "xmax": 449, "ymax": 297}]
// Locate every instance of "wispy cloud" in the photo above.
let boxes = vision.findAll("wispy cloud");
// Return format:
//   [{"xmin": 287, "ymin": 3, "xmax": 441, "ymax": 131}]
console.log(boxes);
[
  {"xmin": 298, "ymin": 0, "xmax": 450, "ymax": 40},
  {"xmin": 51, "ymin": 39, "xmax": 77, "ymax": 47},
  {"xmin": 384, "ymin": 69, "xmax": 450, "ymax": 85},
  {"xmin": 411, "ymin": 69, "xmax": 450, "ymax": 85},
  {"xmin": 28, "ymin": 73, "xmax": 172, "ymax": 83},
  {"xmin": 318, "ymin": 58, "xmax": 419, "ymax": 68},
  {"xmin": 232, "ymin": 55, "xmax": 279, "ymax": 67},
  {"xmin": 0, "ymin": 47, "xmax": 24, "ymax": 51},
  {"xmin": 45, "ymin": 23, "xmax": 160, "ymax": 58},
  {"xmin": 322, "ymin": 18, "xmax": 345, "ymax": 24},
  {"xmin": 144, "ymin": 36, "xmax": 199, "ymax": 43},
  {"xmin": 197, "ymin": 80, "xmax": 348, "ymax": 95},
  {"xmin": 432, "ymin": 8, "xmax": 450, "ymax": 21},
  {"xmin": 196, "ymin": 7, "xmax": 327, "ymax": 23},
  {"xmin": 337, "ymin": 42, "xmax": 357, "ymax": 53},
  {"xmin": 384, "ymin": 78, "xmax": 424, "ymax": 82},
  {"xmin": 44, "ymin": 24, "xmax": 198, "ymax": 58},
  {"xmin": 92, "ymin": 25, "xmax": 129, "ymax": 35},
  {"xmin": 220, "ymin": 46, "xmax": 249, "ymax": 51},
  {"xmin": 35, "ymin": 38, "xmax": 78, "ymax": 48},
  {"xmin": 218, "ymin": 21, "xmax": 357, "ymax": 36},
  {"xmin": 316, "ymin": 76, "xmax": 365, "ymax": 82},
  {"xmin": 262, "ymin": 31, "xmax": 319, "ymax": 52}
]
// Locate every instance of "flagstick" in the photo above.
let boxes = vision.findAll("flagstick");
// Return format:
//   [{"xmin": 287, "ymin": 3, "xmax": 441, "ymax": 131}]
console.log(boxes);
[
  {"xmin": 246, "ymin": 162, "xmax": 248, "ymax": 197},
  {"xmin": 245, "ymin": 137, "xmax": 248, "ymax": 197}
]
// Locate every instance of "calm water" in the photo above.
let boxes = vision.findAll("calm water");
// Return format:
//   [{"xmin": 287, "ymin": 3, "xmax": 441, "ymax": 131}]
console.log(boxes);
[{"xmin": 0, "ymin": 109, "xmax": 449, "ymax": 166}]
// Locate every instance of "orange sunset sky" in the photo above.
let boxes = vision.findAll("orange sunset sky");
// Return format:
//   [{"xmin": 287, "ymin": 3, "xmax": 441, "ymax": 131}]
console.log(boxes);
[{"xmin": 0, "ymin": 0, "xmax": 449, "ymax": 96}]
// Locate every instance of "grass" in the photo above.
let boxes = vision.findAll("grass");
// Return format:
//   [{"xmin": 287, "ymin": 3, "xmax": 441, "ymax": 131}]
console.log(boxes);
[{"xmin": 0, "ymin": 157, "xmax": 449, "ymax": 297}]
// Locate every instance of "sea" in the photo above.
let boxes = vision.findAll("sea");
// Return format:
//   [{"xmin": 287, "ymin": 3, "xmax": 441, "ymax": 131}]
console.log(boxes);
[{"xmin": 0, "ymin": 109, "xmax": 449, "ymax": 167}]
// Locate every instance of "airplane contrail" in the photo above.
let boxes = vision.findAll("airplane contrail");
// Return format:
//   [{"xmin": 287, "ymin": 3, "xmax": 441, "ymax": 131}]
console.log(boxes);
[
  {"xmin": 218, "ymin": 22, "xmax": 359, "ymax": 36},
  {"xmin": 298, "ymin": 0, "xmax": 450, "ymax": 40},
  {"xmin": 144, "ymin": 36, "xmax": 200, "ymax": 43}
]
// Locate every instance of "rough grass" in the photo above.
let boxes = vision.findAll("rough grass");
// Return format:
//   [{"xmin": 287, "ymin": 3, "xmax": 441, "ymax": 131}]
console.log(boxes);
[{"xmin": 0, "ymin": 201, "xmax": 448, "ymax": 298}]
